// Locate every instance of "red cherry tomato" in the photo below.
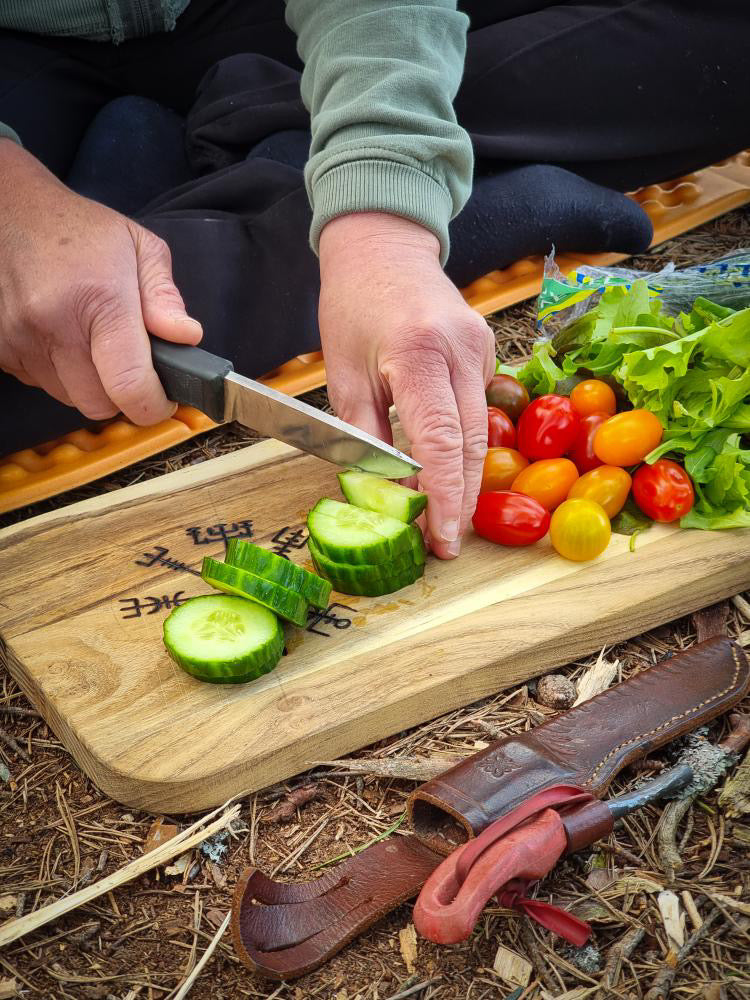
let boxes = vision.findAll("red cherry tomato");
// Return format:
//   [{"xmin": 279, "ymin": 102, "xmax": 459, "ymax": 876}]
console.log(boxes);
[
  {"xmin": 516, "ymin": 395, "xmax": 581, "ymax": 461},
  {"xmin": 568, "ymin": 412, "xmax": 609, "ymax": 473},
  {"xmin": 593, "ymin": 410, "xmax": 663, "ymax": 467},
  {"xmin": 511, "ymin": 458, "xmax": 579, "ymax": 512},
  {"xmin": 570, "ymin": 379, "xmax": 617, "ymax": 418},
  {"xmin": 632, "ymin": 459, "xmax": 694, "ymax": 522},
  {"xmin": 485, "ymin": 374, "xmax": 530, "ymax": 422},
  {"xmin": 487, "ymin": 407, "xmax": 517, "ymax": 448},
  {"xmin": 481, "ymin": 448, "xmax": 529, "ymax": 493},
  {"xmin": 472, "ymin": 491, "xmax": 550, "ymax": 546}
]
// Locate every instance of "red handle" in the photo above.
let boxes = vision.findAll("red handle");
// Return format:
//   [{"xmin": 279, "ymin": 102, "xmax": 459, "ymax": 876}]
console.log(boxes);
[{"xmin": 413, "ymin": 809, "xmax": 567, "ymax": 944}]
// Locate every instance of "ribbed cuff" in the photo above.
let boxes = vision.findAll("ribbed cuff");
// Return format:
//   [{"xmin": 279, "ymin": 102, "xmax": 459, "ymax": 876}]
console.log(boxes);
[
  {"xmin": 310, "ymin": 159, "xmax": 453, "ymax": 264},
  {"xmin": 0, "ymin": 123, "xmax": 22, "ymax": 146}
]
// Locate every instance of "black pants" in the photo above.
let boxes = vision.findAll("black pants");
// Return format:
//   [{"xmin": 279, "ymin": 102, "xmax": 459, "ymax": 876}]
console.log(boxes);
[{"xmin": 2, "ymin": 0, "xmax": 749, "ymax": 454}]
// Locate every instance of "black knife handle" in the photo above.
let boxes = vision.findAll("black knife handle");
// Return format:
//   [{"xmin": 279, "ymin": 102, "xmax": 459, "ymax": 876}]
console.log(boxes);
[{"xmin": 150, "ymin": 336, "xmax": 233, "ymax": 423}]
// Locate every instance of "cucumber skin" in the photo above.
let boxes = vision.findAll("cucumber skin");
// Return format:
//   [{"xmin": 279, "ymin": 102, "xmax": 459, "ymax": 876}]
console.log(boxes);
[
  {"xmin": 202, "ymin": 558, "xmax": 309, "ymax": 627},
  {"xmin": 308, "ymin": 499, "xmax": 413, "ymax": 565},
  {"xmin": 225, "ymin": 538, "xmax": 331, "ymax": 609},
  {"xmin": 338, "ymin": 471, "xmax": 427, "ymax": 523},
  {"xmin": 307, "ymin": 537, "xmax": 419, "ymax": 584},
  {"xmin": 167, "ymin": 639, "xmax": 283, "ymax": 684},
  {"xmin": 312, "ymin": 559, "xmax": 424, "ymax": 597},
  {"xmin": 163, "ymin": 596, "xmax": 283, "ymax": 684}
]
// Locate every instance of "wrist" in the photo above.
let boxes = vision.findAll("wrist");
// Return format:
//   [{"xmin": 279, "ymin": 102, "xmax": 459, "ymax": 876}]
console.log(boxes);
[{"xmin": 319, "ymin": 213, "xmax": 441, "ymax": 276}]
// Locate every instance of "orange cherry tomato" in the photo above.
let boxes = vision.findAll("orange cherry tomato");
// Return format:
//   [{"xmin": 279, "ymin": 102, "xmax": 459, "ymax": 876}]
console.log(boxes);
[
  {"xmin": 481, "ymin": 447, "xmax": 529, "ymax": 493},
  {"xmin": 568, "ymin": 412, "xmax": 609, "ymax": 473},
  {"xmin": 570, "ymin": 379, "xmax": 617, "ymax": 418},
  {"xmin": 550, "ymin": 498, "xmax": 611, "ymax": 562},
  {"xmin": 511, "ymin": 458, "xmax": 579, "ymax": 512},
  {"xmin": 568, "ymin": 465, "xmax": 632, "ymax": 518},
  {"xmin": 593, "ymin": 410, "xmax": 663, "ymax": 467}
]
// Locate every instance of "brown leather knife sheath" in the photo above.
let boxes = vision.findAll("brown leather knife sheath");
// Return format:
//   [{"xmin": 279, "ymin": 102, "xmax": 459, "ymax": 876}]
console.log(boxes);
[{"xmin": 232, "ymin": 637, "xmax": 749, "ymax": 979}]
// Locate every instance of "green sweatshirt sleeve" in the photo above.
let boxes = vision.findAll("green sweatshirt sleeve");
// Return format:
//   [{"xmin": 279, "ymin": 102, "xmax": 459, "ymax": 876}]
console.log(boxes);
[
  {"xmin": 0, "ymin": 123, "xmax": 22, "ymax": 145},
  {"xmin": 285, "ymin": 0, "xmax": 473, "ymax": 263}
]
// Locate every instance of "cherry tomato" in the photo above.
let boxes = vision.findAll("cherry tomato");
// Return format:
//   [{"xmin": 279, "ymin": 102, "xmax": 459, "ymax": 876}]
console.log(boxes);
[
  {"xmin": 550, "ymin": 498, "xmax": 611, "ymax": 562},
  {"xmin": 516, "ymin": 394, "xmax": 581, "ymax": 461},
  {"xmin": 511, "ymin": 458, "xmax": 579, "ymax": 512},
  {"xmin": 570, "ymin": 379, "xmax": 617, "ymax": 418},
  {"xmin": 472, "ymin": 491, "xmax": 550, "ymax": 546},
  {"xmin": 487, "ymin": 407, "xmax": 517, "ymax": 448},
  {"xmin": 485, "ymin": 374, "xmax": 530, "ymax": 422},
  {"xmin": 593, "ymin": 410, "xmax": 663, "ymax": 467},
  {"xmin": 568, "ymin": 466, "xmax": 632, "ymax": 519},
  {"xmin": 568, "ymin": 412, "xmax": 609, "ymax": 473},
  {"xmin": 481, "ymin": 448, "xmax": 529, "ymax": 493},
  {"xmin": 632, "ymin": 459, "xmax": 694, "ymax": 522}
]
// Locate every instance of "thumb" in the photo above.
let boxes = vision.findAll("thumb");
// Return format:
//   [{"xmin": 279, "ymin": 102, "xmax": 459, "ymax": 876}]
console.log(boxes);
[{"xmin": 132, "ymin": 224, "xmax": 203, "ymax": 345}]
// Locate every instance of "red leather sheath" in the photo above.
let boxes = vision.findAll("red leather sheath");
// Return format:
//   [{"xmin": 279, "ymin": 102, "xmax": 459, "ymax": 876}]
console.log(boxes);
[{"xmin": 232, "ymin": 637, "xmax": 749, "ymax": 979}]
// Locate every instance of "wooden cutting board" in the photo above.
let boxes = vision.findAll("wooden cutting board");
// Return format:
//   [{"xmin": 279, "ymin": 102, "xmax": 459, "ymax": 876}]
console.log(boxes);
[{"xmin": 1, "ymin": 433, "xmax": 749, "ymax": 814}]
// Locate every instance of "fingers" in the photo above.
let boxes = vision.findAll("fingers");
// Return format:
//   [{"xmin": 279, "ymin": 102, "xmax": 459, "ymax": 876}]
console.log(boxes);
[
  {"xmin": 80, "ymin": 279, "xmax": 177, "ymax": 425},
  {"xmin": 452, "ymin": 322, "xmax": 495, "ymax": 532},
  {"xmin": 383, "ymin": 346, "xmax": 465, "ymax": 559},
  {"xmin": 132, "ymin": 225, "xmax": 203, "ymax": 346}
]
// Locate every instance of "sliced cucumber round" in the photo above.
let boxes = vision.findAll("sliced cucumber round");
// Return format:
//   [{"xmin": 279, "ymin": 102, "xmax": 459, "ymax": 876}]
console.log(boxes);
[
  {"xmin": 408, "ymin": 523, "xmax": 427, "ymax": 566},
  {"xmin": 163, "ymin": 595, "xmax": 283, "ymax": 684},
  {"xmin": 312, "ymin": 559, "xmax": 424, "ymax": 598},
  {"xmin": 307, "ymin": 537, "xmax": 418, "ymax": 585},
  {"xmin": 307, "ymin": 498, "xmax": 412, "ymax": 565},
  {"xmin": 202, "ymin": 558, "xmax": 309, "ymax": 627},
  {"xmin": 338, "ymin": 471, "xmax": 427, "ymax": 523},
  {"xmin": 225, "ymin": 538, "xmax": 331, "ymax": 610}
]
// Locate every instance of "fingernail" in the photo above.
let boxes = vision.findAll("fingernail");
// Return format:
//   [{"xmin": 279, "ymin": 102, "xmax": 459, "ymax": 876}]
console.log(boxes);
[
  {"xmin": 172, "ymin": 314, "xmax": 202, "ymax": 330},
  {"xmin": 445, "ymin": 538, "xmax": 461, "ymax": 558},
  {"xmin": 439, "ymin": 520, "xmax": 459, "ymax": 542}
]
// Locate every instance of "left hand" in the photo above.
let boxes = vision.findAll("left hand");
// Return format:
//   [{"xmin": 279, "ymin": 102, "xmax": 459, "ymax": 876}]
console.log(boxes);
[{"xmin": 318, "ymin": 212, "xmax": 495, "ymax": 559}]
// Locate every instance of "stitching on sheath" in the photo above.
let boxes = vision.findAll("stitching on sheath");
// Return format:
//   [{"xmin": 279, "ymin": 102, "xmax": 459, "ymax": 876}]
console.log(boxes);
[{"xmin": 585, "ymin": 646, "xmax": 746, "ymax": 786}]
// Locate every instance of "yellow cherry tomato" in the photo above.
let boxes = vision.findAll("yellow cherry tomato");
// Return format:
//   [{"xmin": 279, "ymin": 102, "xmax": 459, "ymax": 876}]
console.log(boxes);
[
  {"xmin": 511, "ymin": 458, "xmax": 579, "ymax": 511},
  {"xmin": 567, "ymin": 465, "xmax": 632, "ymax": 518},
  {"xmin": 570, "ymin": 379, "xmax": 617, "ymax": 418},
  {"xmin": 550, "ymin": 498, "xmax": 611, "ymax": 562},
  {"xmin": 593, "ymin": 409, "xmax": 663, "ymax": 467}
]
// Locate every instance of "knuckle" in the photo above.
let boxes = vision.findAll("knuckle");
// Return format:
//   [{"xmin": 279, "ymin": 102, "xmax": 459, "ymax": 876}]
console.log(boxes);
[
  {"xmin": 104, "ymin": 363, "xmax": 152, "ymax": 403},
  {"xmin": 71, "ymin": 280, "xmax": 124, "ymax": 332}
]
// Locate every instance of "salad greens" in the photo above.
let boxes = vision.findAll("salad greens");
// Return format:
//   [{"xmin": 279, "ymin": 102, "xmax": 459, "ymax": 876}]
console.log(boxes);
[{"xmin": 507, "ymin": 281, "xmax": 750, "ymax": 530}]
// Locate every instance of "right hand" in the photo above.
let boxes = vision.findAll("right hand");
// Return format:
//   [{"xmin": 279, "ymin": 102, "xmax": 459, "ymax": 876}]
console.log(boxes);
[{"xmin": 0, "ymin": 140, "xmax": 203, "ymax": 424}]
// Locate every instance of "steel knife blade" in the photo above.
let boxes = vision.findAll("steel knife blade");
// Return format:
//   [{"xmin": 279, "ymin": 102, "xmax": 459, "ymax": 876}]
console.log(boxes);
[{"xmin": 150, "ymin": 337, "xmax": 421, "ymax": 478}]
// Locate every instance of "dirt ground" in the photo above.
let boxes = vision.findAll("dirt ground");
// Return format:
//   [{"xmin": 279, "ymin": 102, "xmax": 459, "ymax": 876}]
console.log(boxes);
[{"xmin": 2, "ymin": 209, "xmax": 750, "ymax": 1000}]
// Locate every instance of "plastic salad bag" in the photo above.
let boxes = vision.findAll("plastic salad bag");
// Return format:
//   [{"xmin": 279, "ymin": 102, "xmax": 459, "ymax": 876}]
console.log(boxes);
[{"xmin": 504, "ymin": 250, "xmax": 750, "ymax": 530}]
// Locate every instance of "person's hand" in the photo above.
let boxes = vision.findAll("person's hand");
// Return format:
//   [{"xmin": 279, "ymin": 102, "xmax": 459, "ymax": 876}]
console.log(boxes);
[
  {"xmin": 0, "ymin": 139, "xmax": 202, "ymax": 424},
  {"xmin": 319, "ymin": 212, "xmax": 495, "ymax": 559}
]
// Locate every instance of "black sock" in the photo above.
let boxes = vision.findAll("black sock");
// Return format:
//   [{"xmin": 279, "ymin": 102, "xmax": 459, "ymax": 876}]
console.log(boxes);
[{"xmin": 446, "ymin": 163, "xmax": 653, "ymax": 288}]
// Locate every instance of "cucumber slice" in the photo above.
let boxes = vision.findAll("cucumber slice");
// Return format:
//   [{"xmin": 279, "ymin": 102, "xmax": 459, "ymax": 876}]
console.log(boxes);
[
  {"xmin": 163, "ymin": 595, "xmax": 283, "ymax": 684},
  {"xmin": 225, "ymin": 538, "xmax": 331, "ymax": 610},
  {"xmin": 202, "ymin": 558, "xmax": 309, "ymax": 627},
  {"xmin": 307, "ymin": 498, "xmax": 412, "ymax": 564},
  {"xmin": 307, "ymin": 537, "xmax": 418, "ymax": 585},
  {"xmin": 311, "ymin": 559, "xmax": 424, "ymax": 598},
  {"xmin": 408, "ymin": 523, "xmax": 427, "ymax": 566},
  {"xmin": 338, "ymin": 471, "xmax": 427, "ymax": 523}
]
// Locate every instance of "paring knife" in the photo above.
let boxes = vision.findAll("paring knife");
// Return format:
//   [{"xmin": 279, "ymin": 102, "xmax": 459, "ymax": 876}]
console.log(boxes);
[{"xmin": 150, "ymin": 338, "xmax": 421, "ymax": 478}]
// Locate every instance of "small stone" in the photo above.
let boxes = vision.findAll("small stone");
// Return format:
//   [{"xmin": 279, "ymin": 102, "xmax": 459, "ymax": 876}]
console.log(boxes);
[
  {"xmin": 565, "ymin": 943, "xmax": 602, "ymax": 974},
  {"xmin": 536, "ymin": 674, "xmax": 576, "ymax": 710}
]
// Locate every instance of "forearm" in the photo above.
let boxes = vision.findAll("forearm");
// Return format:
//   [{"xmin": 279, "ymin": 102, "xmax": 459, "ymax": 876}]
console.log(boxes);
[{"xmin": 285, "ymin": 0, "xmax": 473, "ymax": 263}]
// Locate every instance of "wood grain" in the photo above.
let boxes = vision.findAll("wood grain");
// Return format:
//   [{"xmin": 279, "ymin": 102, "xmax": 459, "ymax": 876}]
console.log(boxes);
[{"xmin": 1, "ymin": 436, "xmax": 748, "ymax": 814}]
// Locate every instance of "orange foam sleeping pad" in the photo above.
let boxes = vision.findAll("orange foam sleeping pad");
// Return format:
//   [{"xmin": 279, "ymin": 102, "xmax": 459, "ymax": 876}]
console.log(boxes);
[{"xmin": 2, "ymin": 151, "xmax": 750, "ymax": 515}]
